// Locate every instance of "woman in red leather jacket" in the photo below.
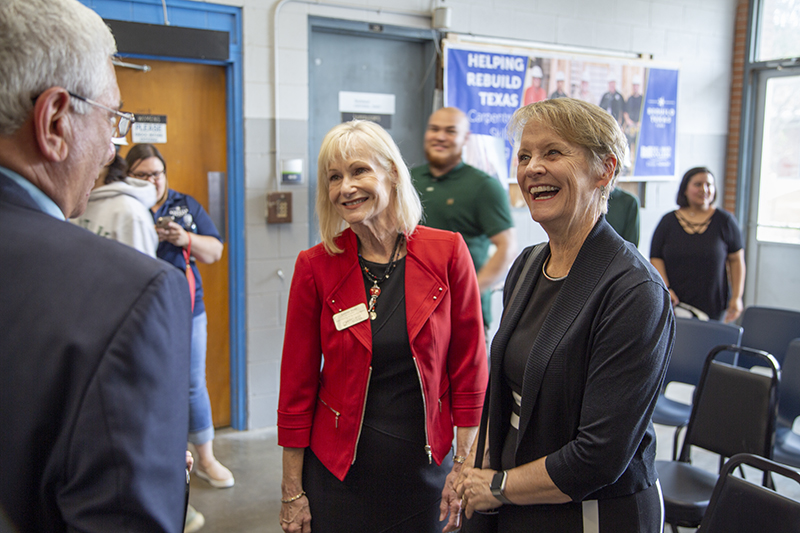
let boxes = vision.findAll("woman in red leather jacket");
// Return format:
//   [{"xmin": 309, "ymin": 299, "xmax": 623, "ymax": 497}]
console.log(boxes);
[{"xmin": 277, "ymin": 120, "xmax": 488, "ymax": 533}]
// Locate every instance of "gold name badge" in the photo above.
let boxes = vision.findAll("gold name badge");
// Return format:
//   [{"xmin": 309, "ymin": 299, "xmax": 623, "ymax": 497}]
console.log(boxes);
[{"xmin": 333, "ymin": 303, "xmax": 370, "ymax": 331}]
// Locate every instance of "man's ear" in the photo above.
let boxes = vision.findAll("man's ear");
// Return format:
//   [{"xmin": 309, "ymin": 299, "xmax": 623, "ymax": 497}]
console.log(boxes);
[{"xmin": 33, "ymin": 87, "xmax": 71, "ymax": 163}]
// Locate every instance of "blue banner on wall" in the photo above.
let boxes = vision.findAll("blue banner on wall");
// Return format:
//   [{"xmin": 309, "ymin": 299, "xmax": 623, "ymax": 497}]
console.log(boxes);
[
  {"xmin": 445, "ymin": 48, "xmax": 528, "ymax": 172},
  {"xmin": 444, "ymin": 42, "xmax": 680, "ymax": 181},
  {"xmin": 445, "ymin": 48, "xmax": 528, "ymax": 135},
  {"xmin": 634, "ymin": 68, "xmax": 678, "ymax": 177}
]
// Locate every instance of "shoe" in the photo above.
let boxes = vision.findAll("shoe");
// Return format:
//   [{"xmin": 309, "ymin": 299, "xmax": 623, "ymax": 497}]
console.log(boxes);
[
  {"xmin": 184, "ymin": 504, "xmax": 205, "ymax": 533},
  {"xmin": 194, "ymin": 460, "xmax": 235, "ymax": 488}
]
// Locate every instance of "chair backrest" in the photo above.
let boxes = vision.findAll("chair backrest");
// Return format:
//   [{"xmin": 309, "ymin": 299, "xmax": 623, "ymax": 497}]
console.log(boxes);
[
  {"xmin": 778, "ymin": 338, "xmax": 800, "ymax": 429},
  {"xmin": 738, "ymin": 306, "xmax": 800, "ymax": 369},
  {"xmin": 697, "ymin": 453, "xmax": 800, "ymax": 533},
  {"xmin": 664, "ymin": 317, "xmax": 743, "ymax": 388},
  {"xmin": 679, "ymin": 345, "xmax": 780, "ymax": 463}
]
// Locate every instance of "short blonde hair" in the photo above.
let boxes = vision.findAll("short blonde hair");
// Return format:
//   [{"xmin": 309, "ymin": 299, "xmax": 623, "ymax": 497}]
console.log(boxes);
[
  {"xmin": 316, "ymin": 120, "xmax": 422, "ymax": 254},
  {"xmin": 508, "ymin": 98, "xmax": 628, "ymax": 214}
]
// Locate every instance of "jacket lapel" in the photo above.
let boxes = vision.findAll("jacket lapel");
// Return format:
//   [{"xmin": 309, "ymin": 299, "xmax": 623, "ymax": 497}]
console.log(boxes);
[
  {"xmin": 487, "ymin": 243, "xmax": 549, "ymax": 467},
  {"xmin": 404, "ymin": 232, "xmax": 446, "ymax": 345},
  {"xmin": 324, "ymin": 230, "xmax": 373, "ymax": 352},
  {"xmin": 513, "ymin": 220, "xmax": 622, "ymax": 453},
  {"xmin": 490, "ymin": 245, "xmax": 549, "ymax": 381}
]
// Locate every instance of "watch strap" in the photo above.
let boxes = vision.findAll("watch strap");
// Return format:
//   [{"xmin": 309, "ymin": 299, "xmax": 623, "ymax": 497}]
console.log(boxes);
[{"xmin": 490, "ymin": 471, "xmax": 512, "ymax": 505}]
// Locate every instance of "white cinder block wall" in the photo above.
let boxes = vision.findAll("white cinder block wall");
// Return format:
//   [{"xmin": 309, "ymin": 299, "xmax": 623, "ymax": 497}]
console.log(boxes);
[{"xmin": 209, "ymin": 0, "xmax": 740, "ymax": 429}]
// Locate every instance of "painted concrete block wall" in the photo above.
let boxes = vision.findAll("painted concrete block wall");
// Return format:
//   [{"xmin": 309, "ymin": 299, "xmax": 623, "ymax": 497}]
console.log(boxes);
[{"xmin": 209, "ymin": 0, "xmax": 739, "ymax": 429}]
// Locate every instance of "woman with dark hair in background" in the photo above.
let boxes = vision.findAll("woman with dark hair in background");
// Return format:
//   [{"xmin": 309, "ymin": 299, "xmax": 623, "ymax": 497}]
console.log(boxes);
[
  {"xmin": 125, "ymin": 144, "xmax": 232, "ymax": 493},
  {"xmin": 650, "ymin": 166, "xmax": 745, "ymax": 322}
]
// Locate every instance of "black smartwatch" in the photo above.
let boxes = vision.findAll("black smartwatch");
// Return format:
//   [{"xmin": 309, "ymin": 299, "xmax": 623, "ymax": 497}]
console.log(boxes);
[{"xmin": 490, "ymin": 470, "xmax": 512, "ymax": 504}]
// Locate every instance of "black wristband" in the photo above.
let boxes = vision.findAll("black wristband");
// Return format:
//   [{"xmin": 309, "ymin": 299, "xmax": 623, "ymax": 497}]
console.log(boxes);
[{"xmin": 490, "ymin": 471, "xmax": 512, "ymax": 505}]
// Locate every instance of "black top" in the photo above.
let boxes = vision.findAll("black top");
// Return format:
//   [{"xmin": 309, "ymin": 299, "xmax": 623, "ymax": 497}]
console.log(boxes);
[
  {"xmin": 360, "ymin": 258, "xmax": 425, "ymax": 443},
  {"xmin": 650, "ymin": 209, "xmax": 743, "ymax": 319},
  {"xmin": 502, "ymin": 270, "xmax": 564, "ymax": 471},
  {"xmin": 504, "ymin": 269, "xmax": 564, "ymax": 394}
]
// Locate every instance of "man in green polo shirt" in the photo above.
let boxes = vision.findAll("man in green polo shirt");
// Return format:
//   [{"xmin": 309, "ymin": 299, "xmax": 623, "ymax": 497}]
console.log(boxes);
[
  {"xmin": 606, "ymin": 186, "xmax": 640, "ymax": 246},
  {"xmin": 412, "ymin": 107, "xmax": 516, "ymax": 329}
]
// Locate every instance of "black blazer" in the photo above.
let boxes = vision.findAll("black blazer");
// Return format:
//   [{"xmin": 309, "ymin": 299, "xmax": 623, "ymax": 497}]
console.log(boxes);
[
  {"xmin": 0, "ymin": 171, "xmax": 193, "ymax": 532},
  {"xmin": 487, "ymin": 218, "xmax": 673, "ymax": 502}
]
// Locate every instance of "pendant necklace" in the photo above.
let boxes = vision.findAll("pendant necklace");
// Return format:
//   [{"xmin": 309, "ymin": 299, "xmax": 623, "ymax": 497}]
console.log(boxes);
[{"xmin": 358, "ymin": 233, "xmax": 404, "ymax": 321}]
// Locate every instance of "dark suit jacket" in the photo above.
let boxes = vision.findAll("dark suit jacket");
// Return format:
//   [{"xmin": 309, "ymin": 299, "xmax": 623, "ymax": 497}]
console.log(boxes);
[
  {"xmin": 0, "ymin": 170, "xmax": 192, "ymax": 532},
  {"xmin": 487, "ymin": 218, "xmax": 673, "ymax": 502}
]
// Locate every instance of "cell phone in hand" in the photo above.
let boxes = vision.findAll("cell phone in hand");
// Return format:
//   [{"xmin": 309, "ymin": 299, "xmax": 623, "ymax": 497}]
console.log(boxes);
[{"xmin": 156, "ymin": 216, "xmax": 174, "ymax": 228}]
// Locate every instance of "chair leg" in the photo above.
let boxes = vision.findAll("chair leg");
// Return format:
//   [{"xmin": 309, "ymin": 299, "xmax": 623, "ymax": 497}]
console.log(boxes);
[
  {"xmin": 670, "ymin": 523, "xmax": 679, "ymax": 533},
  {"xmin": 672, "ymin": 424, "xmax": 686, "ymax": 461},
  {"xmin": 764, "ymin": 470, "xmax": 775, "ymax": 490}
]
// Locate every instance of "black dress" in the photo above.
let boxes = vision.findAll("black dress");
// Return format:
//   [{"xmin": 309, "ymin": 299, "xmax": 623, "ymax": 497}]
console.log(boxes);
[
  {"xmin": 303, "ymin": 258, "xmax": 452, "ymax": 532},
  {"xmin": 650, "ymin": 209, "xmax": 744, "ymax": 320}
]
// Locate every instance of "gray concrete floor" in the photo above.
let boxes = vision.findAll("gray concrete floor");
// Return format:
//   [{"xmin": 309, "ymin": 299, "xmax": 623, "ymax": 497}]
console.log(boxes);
[
  {"xmin": 190, "ymin": 387, "xmax": 800, "ymax": 532},
  {"xmin": 187, "ymin": 427, "xmax": 283, "ymax": 533}
]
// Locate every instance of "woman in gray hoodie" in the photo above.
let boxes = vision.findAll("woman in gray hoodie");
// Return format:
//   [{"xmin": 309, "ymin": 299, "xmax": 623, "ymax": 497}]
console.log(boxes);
[{"xmin": 72, "ymin": 155, "xmax": 159, "ymax": 257}]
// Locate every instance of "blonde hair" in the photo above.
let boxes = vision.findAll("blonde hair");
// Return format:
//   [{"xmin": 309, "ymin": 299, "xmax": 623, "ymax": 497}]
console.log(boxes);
[
  {"xmin": 316, "ymin": 120, "xmax": 421, "ymax": 254},
  {"xmin": 508, "ymin": 98, "xmax": 628, "ymax": 214}
]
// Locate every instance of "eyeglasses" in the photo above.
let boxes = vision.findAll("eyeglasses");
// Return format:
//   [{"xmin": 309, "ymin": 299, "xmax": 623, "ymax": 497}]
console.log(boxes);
[
  {"xmin": 68, "ymin": 92, "xmax": 135, "ymax": 140},
  {"xmin": 130, "ymin": 169, "xmax": 165, "ymax": 180}
]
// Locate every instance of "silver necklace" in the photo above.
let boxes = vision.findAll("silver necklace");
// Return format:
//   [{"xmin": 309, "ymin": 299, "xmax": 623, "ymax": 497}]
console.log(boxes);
[{"xmin": 542, "ymin": 255, "xmax": 568, "ymax": 282}]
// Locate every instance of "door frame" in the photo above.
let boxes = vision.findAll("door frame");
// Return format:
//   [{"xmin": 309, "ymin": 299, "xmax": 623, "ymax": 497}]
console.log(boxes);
[
  {"xmin": 307, "ymin": 16, "xmax": 438, "ymax": 245},
  {"xmin": 743, "ymin": 65, "xmax": 800, "ymax": 307},
  {"xmin": 81, "ymin": 0, "xmax": 247, "ymax": 429},
  {"xmin": 735, "ymin": 0, "xmax": 800, "ymax": 311}
]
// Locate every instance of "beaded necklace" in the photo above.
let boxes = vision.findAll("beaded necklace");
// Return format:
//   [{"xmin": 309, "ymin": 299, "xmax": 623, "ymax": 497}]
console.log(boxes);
[{"xmin": 358, "ymin": 233, "xmax": 404, "ymax": 320}]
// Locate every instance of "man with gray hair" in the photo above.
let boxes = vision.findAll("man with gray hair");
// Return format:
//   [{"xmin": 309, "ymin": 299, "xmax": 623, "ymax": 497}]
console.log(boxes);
[{"xmin": 0, "ymin": 0, "xmax": 192, "ymax": 531}]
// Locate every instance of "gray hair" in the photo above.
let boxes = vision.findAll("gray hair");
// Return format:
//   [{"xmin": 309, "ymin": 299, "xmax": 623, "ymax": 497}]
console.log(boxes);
[
  {"xmin": 508, "ymin": 98, "xmax": 628, "ymax": 214},
  {"xmin": 317, "ymin": 120, "xmax": 422, "ymax": 255},
  {"xmin": 0, "ymin": 0, "xmax": 117, "ymax": 135}
]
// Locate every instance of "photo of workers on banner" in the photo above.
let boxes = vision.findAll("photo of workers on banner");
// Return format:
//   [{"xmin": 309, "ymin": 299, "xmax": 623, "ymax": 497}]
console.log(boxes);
[{"xmin": 444, "ymin": 43, "xmax": 678, "ymax": 203}]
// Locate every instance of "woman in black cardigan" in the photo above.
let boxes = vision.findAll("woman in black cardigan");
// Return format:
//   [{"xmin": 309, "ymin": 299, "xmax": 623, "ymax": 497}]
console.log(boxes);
[{"xmin": 453, "ymin": 98, "xmax": 674, "ymax": 533}]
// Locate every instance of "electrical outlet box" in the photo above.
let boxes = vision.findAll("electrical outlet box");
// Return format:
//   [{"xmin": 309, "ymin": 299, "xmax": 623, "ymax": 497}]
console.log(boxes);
[{"xmin": 266, "ymin": 191, "xmax": 292, "ymax": 224}]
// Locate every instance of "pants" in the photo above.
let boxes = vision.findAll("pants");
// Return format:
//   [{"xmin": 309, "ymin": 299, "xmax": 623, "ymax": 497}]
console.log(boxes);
[{"xmin": 188, "ymin": 311, "xmax": 214, "ymax": 444}]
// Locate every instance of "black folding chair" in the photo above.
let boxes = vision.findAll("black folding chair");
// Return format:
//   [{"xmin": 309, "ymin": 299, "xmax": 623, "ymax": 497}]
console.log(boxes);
[
  {"xmin": 697, "ymin": 453, "xmax": 800, "ymax": 533},
  {"xmin": 737, "ymin": 306, "xmax": 800, "ymax": 369},
  {"xmin": 657, "ymin": 345, "xmax": 780, "ymax": 533},
  {"xmin": 774, "ymin": 338, "xmax": 800, "ymax": 468},
  {"xmin": 652, "ymin": 317, "xmax": 742, "ymax": 459}
]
